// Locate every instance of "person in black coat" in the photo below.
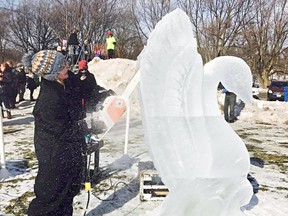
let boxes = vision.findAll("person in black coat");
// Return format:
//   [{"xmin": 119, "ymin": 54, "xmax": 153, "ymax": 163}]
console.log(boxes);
[
  {"xmin": 16, "ymin": 63, "xmax": 27, "ymax": 102},
  {"xmin": 67, "ymin": 29, "xmax": 80, "ymax": 65},
  {"xmin": 0, "ymin": 62, "xmax": 13, "ymax": 119},
  {"xmin": 22, "ymin": 50, "xmax": 85, "ymax": 216},
  {"xmin": 76, "ymin": 60, "xmax": 98, "ymax": 114},
  {"xmin": 26, "ymin": 73, "xmax": 39, "ymax": 101},
  {"xmin": 6, "ymin": 61, "xmax": 18, "ymax": 109}
]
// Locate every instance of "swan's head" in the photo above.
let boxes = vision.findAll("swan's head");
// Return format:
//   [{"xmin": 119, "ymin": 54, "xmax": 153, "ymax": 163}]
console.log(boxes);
[{"xmin": 204, "ymin": 56, "xmax": 253, "ymax": 104}]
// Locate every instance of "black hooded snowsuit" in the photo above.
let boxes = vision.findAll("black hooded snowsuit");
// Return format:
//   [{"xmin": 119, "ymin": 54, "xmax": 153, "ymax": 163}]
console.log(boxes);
[{"xmin": 28, "ymin": 79, "xmax": 85, "ymax": 216}]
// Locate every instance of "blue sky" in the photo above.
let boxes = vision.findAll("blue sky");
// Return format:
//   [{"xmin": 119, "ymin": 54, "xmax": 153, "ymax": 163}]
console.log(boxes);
[{"xmin": 0, "ymin": 0, "xmax": 20, "ymax": 8}]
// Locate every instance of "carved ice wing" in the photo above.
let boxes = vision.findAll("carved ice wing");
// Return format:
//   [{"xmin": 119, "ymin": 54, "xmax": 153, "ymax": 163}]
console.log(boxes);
[
  {"xmin": 138, "ymin": 9, "xmax": 211, "ymax": 189},
  {"xmin": 139, "ymin": 8, "xmax": 204, "ymax": 118}
]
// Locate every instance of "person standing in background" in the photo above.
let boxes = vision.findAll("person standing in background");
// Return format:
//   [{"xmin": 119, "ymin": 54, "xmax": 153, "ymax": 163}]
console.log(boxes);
[
  {"xmin": 223, "ymin": 88, "xmax": 237, "ymax": 123},
  {"xmin": 0, "ymin": 63, "xmax": 13, "ymax": 119},
  {"xmin": 106, "ymin": 31, "xmax": 116, "ymax": 59},
  {"xmin": 6, "ymin": 60, "xmax": 18, "ymax": 109},
  {"xmin": 81, "ymin": 39, "xmax": 92, "ymax": 61},
  {"xmin": 67, "ymin": 29, "xmax": 80, "ymax": 65},
  {"xmin": 16, "ymin": 63, "xmax": 27, "ymax": 102},
  {"xmin": 76, "ymin": 59, "xmax": 98, "ymax": 113}
]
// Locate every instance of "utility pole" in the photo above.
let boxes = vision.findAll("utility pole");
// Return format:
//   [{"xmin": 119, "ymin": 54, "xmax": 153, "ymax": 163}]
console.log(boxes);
[{"xmin": 0, "ymin": 107, "xmax": 5, "ymax": 169}]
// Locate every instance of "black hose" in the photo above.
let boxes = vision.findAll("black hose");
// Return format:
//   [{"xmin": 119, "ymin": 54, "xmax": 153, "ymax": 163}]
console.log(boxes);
[{"xmin": 83, "ymin": 153, "xmax": 92, "ymax": 216}]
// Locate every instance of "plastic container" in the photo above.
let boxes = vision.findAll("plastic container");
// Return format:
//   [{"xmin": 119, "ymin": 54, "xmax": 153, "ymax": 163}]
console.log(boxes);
[{"xmin": 284, "ymin": 86, "xmax": 288, "ymax": 102}]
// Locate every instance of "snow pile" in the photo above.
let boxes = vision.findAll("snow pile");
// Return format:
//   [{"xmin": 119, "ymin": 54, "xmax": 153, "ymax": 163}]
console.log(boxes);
[
  {"xmin": 88, "ymin": 58, "xmax": 140, "ymax": 116},
  {"xmin": 241, "ymin": 99, "xmax": 288, "ymax": 125},
  {"xmin": 88, "ymin": 58, "xmax": 137, "ymax": 95},
  {"xmin": 89, "ymin": 58, "xmax": 288, "ymax": 125}
]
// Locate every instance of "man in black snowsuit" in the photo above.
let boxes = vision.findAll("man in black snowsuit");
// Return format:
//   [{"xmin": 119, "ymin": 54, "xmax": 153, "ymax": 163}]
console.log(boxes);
[
  {"xmin": 22, "ymin": 50, "xmax": 85, "ymax": 216},
  {"xmin": 65, "ymin": 69, "xmax": 85, "ymax": 120}
]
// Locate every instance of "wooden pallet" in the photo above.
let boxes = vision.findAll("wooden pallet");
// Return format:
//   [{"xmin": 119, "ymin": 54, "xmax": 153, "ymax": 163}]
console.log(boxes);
[{"xmin": 138, "ymin": 161, "xmax": 169, "ymax": 201}]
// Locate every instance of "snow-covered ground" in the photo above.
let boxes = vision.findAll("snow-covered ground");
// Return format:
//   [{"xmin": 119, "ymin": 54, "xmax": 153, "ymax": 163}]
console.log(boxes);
[{"xmin": 0, "ymin": 58, "xmax": 288, "ymax": 216}]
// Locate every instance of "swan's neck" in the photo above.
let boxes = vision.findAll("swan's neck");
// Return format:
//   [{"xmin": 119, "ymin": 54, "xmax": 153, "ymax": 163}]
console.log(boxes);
[{"xmin": 202, "ymin": 75, "xmax": 222, "ymax": 116}]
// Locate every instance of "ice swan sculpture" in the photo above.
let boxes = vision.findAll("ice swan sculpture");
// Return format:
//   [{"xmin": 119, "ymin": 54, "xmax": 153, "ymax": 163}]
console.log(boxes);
[{"xmin": 138, "ymin": 9, "xmax": 253, "ymax": 216}]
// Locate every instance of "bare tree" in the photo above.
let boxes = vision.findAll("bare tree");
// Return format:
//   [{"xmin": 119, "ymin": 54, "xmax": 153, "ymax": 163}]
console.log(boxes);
[
  {"xmin": 0, "ymin": 0, "xmax": 25, "ymax": 61},
  {"xmin": 177, "ymin": 0, "xmax": 254, "ymax": 63},
  {"xmin": 113, "ymin": 1, "xmax": 145, "ymax": 58},
  {"xmin": 0, "ymin": 9, "xmax": 11, "ymax": 61},
  {"xmin": 7, "ymin": 0, "xmax": 58, "ymax": 52},
  {"xmin": 131, "ymin": 0, "xmax": 174, "ymax": 40},
  {"xmin": 3, "ymin": 0, "xmax": 288, "ymax": 67},
  {"xmin": 47, "ymin": 0, "xmax": 145, "ymax": 59},
  {"xmin": 50, "ymin": 0, "xmax": 119, "ymax": 39},
  {"xmin": 242, "ymin": 0, "xmax": 288, "ymax": 86}
]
